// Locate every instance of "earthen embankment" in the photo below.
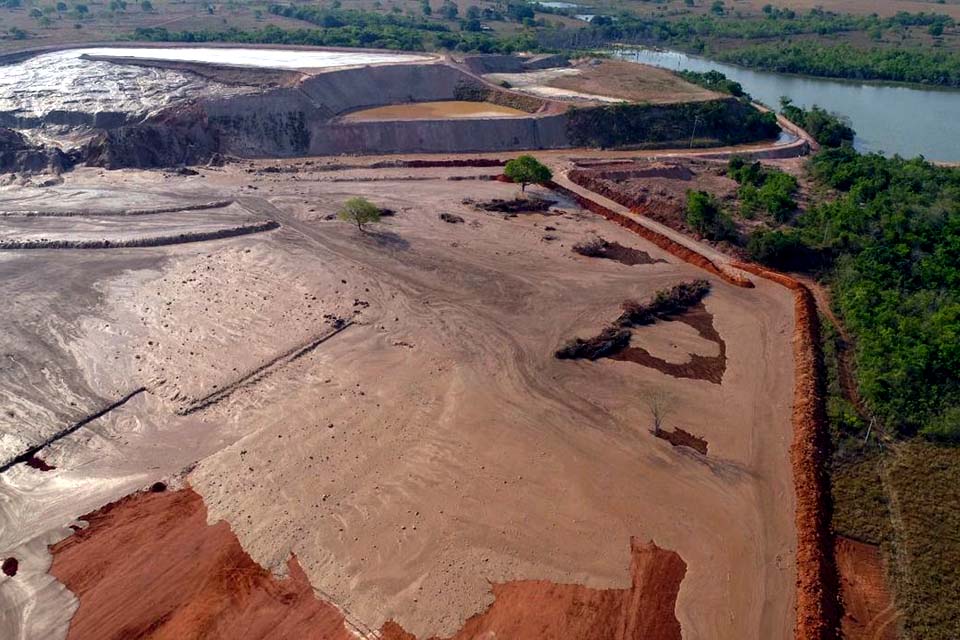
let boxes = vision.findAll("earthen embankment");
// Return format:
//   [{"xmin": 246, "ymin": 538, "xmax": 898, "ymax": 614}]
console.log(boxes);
[
  {"xmin": 546, "ymin": 179, "xmax": 753, "ymax": 288},
  {"xmin": 733, "ymin": 261, "xmax": 840, "ymax": 640}
]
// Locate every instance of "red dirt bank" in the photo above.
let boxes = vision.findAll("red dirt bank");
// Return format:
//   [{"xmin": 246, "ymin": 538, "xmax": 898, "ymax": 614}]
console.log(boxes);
[
  {"xmin": 50, "ymin": 487, "xmax": 686, "ymax": 640},
  {"xmin": 834, "ymin": 536, "xmax": 899, "ymax": 640}
]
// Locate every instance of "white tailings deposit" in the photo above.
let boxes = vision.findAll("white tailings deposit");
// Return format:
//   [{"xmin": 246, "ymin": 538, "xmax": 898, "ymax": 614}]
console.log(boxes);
[
  {"xmin": 74, "ymin": 46, "xmax": 433, "ymax": 69},
  {"xmin": 0, "ymin": 49, "xmax": 246, "ymax": 129},
  {"xmin": 0, "ymin": 47, "xmax": 433, "ymax": 130}
]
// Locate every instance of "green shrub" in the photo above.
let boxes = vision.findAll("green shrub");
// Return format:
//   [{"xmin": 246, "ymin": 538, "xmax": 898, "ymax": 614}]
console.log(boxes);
[
  {"xmin": 921, "ymin": 406, "xmax": 960, "ymax": 442},
  {"xmin": 728, "ymin": 158, "xmax": 798, "ymax": 222},
  {"xmin": 504, "ymin": 155, "xmax": 552, "ymax": 191},
  {"xmin": 685, "ymin": 190, "xmax": 734, "ymax": 240},
  {"xmin": 337, "ymin": 197, "xmax": 381, "ymax": 232}
]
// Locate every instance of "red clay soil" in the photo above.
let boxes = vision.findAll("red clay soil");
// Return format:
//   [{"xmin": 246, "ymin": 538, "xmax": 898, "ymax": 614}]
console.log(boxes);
[
  {"xmin": 381, "ymin": 537, "xmax": 686, "ymax": 640},
  {"xmin": 834, "ymin": 536, "xmax": 899, "ymax": 640},
  {"xmin": 49, "ymin": 487, "xmax": 359, "ymax": 640},
  {"xmin": 568, "ymin": 168, "xmax": 690, "ymax": 233},
  {"xmin": 50, "ymin": 487, "xmax": 687, "ymax": 640},
  {"xmin": 610, "ymin": 302, "xmax": 726, "ymax": 384},
  {"xmin": 732, "ymin": 260, "xmax": 842, "ymax": 640},
  {"xmin": 546, "ymin": 180, "xmax": 753, "ymax": 289}
]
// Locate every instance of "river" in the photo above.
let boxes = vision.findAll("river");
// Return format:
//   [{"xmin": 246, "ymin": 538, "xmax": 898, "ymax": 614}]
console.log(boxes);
[{"xmin": 614, "ymin": 47, "xmax": 960, "ymax": 162}]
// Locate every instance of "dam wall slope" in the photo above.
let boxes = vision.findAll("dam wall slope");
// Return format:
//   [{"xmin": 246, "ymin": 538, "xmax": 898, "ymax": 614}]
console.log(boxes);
[
  {"xmin": 298, "ymin": 63, "xmax": 481, "ymax": 115},
  {"xmin": 310, "ymin": 114, "xmax": 569, "ymax": 155},
  {"xmin": 82, "ymin": 60, "xmax": 782, "ymax": 165},
  {"xmin": 202, "ymin": 62, "xmax": 547, "ymax": 157}
]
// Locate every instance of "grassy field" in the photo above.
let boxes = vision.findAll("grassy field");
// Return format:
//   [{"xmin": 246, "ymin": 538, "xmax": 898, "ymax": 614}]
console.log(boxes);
[
  {"xmin": 825, "ymin": 312, "xmax": 960, "ymax": 639},
  {"xmin": 883, "ymin": 442, "xmax": 960, "ymax": 640},
  {"xmin": 828, "ymin": 394, "xmax": 960, "ymax": 640}
]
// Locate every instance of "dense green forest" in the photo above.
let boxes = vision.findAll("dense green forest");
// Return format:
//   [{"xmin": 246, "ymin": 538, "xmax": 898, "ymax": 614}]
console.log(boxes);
[
  {"xmin": 565, "ymin": 99, "xmax": 780, "ymax": 149},
  {"xmin": 676, "ymin": 70, "xmax": 746, "ymax": 97},
  {"xmin": 541, "ymin": 9, "xmax": 955, "ymax": 47},
  {"xmin": 717, "ymin": 42, "xmax": 960, "ymax": 87},
  {"xmin": 540, "ymin": 9, "xmax": 954, "ymax": 47},
  {"xmin": 751, "ymin": 146, "xmax": 960, "ymax": 442},
  {"xmin": 727, "ymin": 157, "xmax": 798, "ymax": 222},
  {"xmin": 537, "ymin": 8, "xmax": 960, "ymax": 88},
  {"xmin": 131, "ymin": 9, "xmax": 536, "ymax": 53},
  {"xmin": 778, "ymin": 99, "xmax": 855, "ymax": 147}
]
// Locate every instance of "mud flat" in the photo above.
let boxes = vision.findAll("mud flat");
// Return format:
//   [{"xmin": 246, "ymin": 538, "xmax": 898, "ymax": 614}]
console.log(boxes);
[
  {"xmin": 0, "ymin": 157, "xmax": 796, "ymax": 639},
  {"xmin": 342, "ymin": 101, "xmax": 530, "ymax": 121}
]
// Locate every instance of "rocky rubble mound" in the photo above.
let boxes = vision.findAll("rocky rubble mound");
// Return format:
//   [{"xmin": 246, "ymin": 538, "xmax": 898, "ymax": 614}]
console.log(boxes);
[
  {"xmin": 0, "ymin": 128, "xmax": 78, "ymax": 175},
  {"xmin": 85, "ymin": 103, "xmax": 220, "ymax": 169}
]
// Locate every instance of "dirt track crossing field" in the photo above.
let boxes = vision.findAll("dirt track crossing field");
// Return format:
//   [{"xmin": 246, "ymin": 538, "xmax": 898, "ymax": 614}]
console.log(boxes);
[{"xmin": 0, "ymin": 157, "xmax": 797, "ymax": 640}]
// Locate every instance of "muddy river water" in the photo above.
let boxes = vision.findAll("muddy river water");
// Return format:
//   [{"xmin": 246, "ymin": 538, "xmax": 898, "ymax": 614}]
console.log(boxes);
[{"xmin": 615, "ymin": 47, "xmax": 960, "ymax": 162}]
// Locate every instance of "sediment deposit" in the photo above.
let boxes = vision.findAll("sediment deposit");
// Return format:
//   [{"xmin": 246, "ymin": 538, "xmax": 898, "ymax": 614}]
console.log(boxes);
[{"xmin": 0, "ymin": 156, "xmax": 798, "ymax": 640}]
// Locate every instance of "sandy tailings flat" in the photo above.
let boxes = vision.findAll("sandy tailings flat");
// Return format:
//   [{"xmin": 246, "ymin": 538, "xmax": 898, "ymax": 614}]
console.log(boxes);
[
  {"xmin": 342, "ymin": 101, "xmax": 530, "ymax": 121},
  {"xmin": 0, "ymin": 159, "xmax": 796, "ymax": 640}
]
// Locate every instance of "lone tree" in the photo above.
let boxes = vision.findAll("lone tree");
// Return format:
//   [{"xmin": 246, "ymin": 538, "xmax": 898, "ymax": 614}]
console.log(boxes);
[
  {"xmin": 338, "ymin": 197, "xmax": 381, "ymax": 233},
  {"xmin": 643, "ymin": 390, "xmax": 673, "ymax": 436},
  {"xmin": 504, "ymin": 155, "xmax": 552, "ymax": 192}
]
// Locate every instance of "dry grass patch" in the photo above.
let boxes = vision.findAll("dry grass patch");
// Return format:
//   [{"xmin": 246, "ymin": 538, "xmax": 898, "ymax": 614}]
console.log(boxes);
[{"xmin": 884, "ymin": 442, "xmax": 960, "ymax": 640}]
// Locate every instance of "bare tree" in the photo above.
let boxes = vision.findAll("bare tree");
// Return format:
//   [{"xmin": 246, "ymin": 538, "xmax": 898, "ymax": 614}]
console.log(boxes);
[{"xmin": 643, "ymin": 390, "xmax": 673, "ymax": 436}]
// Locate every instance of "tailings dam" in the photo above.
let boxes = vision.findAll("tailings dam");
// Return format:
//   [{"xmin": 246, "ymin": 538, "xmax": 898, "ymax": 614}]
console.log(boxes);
[{"xmin": 0, "ymin": 45, "xmax": 793, "ymax": 169}]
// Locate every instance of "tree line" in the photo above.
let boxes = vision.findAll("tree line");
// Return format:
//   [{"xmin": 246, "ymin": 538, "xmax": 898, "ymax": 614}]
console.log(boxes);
[
  {"xmin": 717, "ymin": 42, "xmax": 960, "ymax": 87},
  {"xmin": 749, "ymin": 146, "xmax": 960, "ymax": 442}
]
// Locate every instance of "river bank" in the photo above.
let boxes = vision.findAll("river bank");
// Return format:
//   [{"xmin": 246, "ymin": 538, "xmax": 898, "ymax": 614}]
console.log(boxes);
[{"xmin": 613, "ymin": 46, "xmax": 960, "ymax": 162}]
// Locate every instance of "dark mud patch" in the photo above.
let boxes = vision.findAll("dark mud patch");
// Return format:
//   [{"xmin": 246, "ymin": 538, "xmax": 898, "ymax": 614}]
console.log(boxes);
[
  {"xmin": 466, "ymin": 197, "xmax": 558, "ymax": 215},
  {"xmin": 555, "ymin": 281, "xmax": 724, "ymax": 384},
  {"xmin": 2, "ymin": 557, "xmax": 18, "ymax": 576},
  {"xmin": 654, "ymin": 427, "xmax": 708, "ymax": 455},
  {"xmin": 610, "ymin": 302, "xmax": 727, "ymax": 384},
  {"xmin": 24, "ymin": 454, "xmax": 55, "ymax": 471},
  {"xmin": 573, "ymin": 237, "xmax": 665, "ymax": 266}
]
